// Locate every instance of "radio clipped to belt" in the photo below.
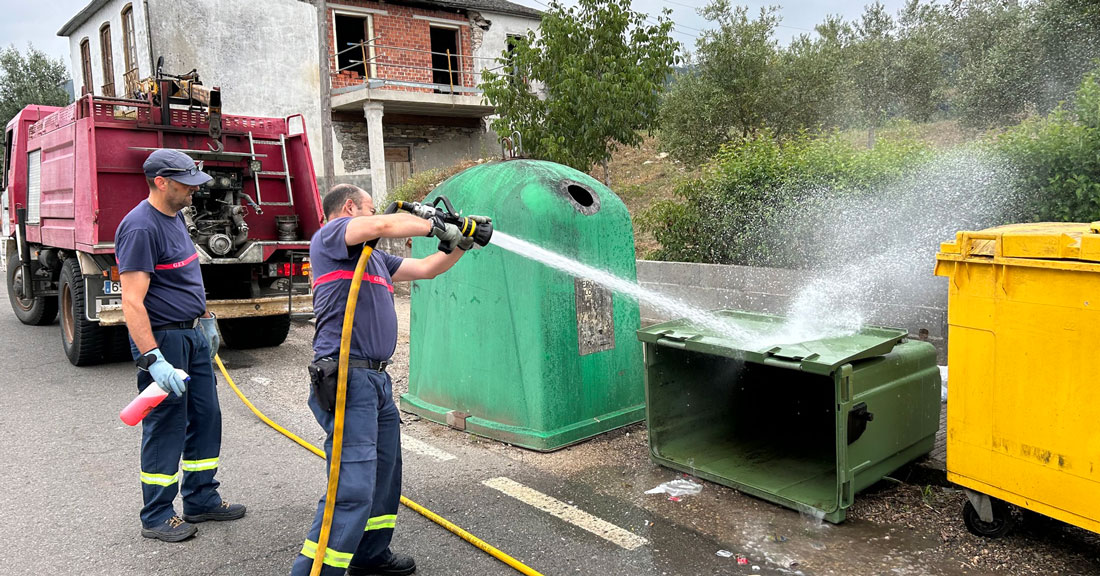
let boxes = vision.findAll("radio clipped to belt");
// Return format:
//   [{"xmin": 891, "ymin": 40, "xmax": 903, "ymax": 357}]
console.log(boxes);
[
  {"xmin": 308, "ymin": 358, "xmax": 339, "ymax": 413},
  {"xmin": 309, "ymin": 357, "xmax": 392, "ymax": 413}
]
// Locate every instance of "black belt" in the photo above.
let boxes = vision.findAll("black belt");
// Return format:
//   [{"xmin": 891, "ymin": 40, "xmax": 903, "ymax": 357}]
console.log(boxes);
[
  {"xmin": 349, "ymin": 357, "xmax": 390, "ymax": 373},
  {"xmin": 151, "ymin": 318, "xmax": 200, "ymax": 331},
  {"xmin": 319, "ymin": 356, "xmax": 390, "ymax": 373}
]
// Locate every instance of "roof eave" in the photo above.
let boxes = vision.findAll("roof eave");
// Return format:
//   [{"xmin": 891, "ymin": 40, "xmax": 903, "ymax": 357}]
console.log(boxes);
[{"xmin": 57, "ymin": 0, "xmax": 111, "ymax": 37}]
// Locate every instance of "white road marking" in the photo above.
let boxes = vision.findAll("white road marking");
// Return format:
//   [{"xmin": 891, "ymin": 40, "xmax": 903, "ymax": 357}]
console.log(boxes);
[
  {"xmin": 401, "ymin": 435, "xmax": 456, "ymax": 461},
  {"xmin": 482, "ymin": 476, "xmax": 648, "ymax": 550}
]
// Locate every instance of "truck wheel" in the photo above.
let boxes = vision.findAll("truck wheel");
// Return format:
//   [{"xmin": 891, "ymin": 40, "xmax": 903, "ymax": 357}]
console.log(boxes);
[
  {"xmin": 962, "ymin": 498, "xmax": 1015, "ymax": 538},
  {"xmin": 106, "ymin": 325, "xmax": 136, "ymax": 363},
  {"xmin": 7, "ymin": 256, "xmax": 58, "ymax": 325},
  {"xmin": 219, "ymin": 315, "xmax": 291, "ymax": 349},
  {"xmin": 59, "ymin": 258, "xmax": 112, "ymax": 366}
]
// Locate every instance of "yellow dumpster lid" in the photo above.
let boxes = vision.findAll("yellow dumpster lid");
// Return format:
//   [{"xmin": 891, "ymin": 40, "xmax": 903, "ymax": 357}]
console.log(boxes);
[{"xmin": 937, "ymin": 222, "xmax": 1100, "ymax": 262}]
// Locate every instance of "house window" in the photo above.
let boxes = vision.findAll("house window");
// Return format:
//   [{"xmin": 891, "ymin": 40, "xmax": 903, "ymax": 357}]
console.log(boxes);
[
  {"xmin": 99, "ymin": 24, "xmax": 115, "ymax": 97},
  {"xmin": 333, "ymin": 12, "xmax": 373, "ymax": 78},
  {"xmin": 505, "ymin": 34, "xmax": 527, "ymax": 86},
  {"xmin": 79, "ymin": 38, "xmax": 93, "ymax": 96},
  {"xmin": 429, "ymin": 26, "xmax": 459, "ymax": 89},
  {"xmin": 121, "ymin": 4, "xmax": 139, "ymax": 94}
]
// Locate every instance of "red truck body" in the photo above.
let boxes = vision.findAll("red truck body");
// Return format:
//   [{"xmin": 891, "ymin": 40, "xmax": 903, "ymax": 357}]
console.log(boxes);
[{"xmin": 3, "ymin": 94, "xmax": 324, "ymax": 365}]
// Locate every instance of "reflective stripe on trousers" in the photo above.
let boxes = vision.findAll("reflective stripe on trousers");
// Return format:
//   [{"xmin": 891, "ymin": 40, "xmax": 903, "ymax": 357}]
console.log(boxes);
[{"xmin": 300, "ymin": 539, "xmax": 355, "ymax": 569}]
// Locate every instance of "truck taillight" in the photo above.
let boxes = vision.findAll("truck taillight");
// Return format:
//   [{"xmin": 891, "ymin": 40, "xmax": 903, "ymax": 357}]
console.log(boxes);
[
  {"xmin": 267, "ymin": 262, "xmax": 309, "ymax": 277},
  {"xmin": 102, "ymin": 266, "xmax": 120, "ymax": 282}
]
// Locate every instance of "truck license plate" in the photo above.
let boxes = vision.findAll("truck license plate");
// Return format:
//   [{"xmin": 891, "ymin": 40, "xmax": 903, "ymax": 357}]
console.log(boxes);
[{"xmin": 103, "ymin": 280, "xmax": 121, "ymax": 295}]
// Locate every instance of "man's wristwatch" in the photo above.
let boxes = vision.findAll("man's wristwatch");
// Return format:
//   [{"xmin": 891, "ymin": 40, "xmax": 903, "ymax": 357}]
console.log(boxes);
[{"xmin": 136, "ymin": 350, "xmax": 158, "ymax": 371}]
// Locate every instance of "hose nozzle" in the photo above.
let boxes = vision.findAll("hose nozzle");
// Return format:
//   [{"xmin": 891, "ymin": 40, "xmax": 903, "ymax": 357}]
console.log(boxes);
[
  {"xmin": 457, "ymin": 215, "xmax": 493, "ymax": 247},
  {"xmin": 388, "ymin": 197, "xmax": 493, "ymax": 248}
]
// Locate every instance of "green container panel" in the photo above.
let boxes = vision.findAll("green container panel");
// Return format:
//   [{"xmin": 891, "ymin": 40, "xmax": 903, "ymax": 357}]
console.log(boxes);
[
  {"xmin": 402, "ymin": 159, "xmax": 645, "ymax": 451},
  {"xmin": 638, "ymin": 311, "xmax": 940, "ymax": 523}
]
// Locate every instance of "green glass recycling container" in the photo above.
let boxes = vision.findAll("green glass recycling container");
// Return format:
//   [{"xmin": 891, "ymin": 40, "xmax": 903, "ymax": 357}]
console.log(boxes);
[
  {"xmin": 401, "ymin": 159, "xmax": 645, "ymax": 451},
  {"xmin": 638, "ymin": 310, "xmax": 940, "ymax": 523}
]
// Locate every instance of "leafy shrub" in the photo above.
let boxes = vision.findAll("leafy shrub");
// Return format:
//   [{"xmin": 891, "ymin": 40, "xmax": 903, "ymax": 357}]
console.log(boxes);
[
  {"xmin": 385, "ymin": 161, "xmax": 480, "ymax": 206},
  {"xmin": 992, "ymin": 69, "xmax": 1100, "ymax": 222},
  {"xmin": 641, "ymin": 129, "xmax": 934, "ymax": 266}
]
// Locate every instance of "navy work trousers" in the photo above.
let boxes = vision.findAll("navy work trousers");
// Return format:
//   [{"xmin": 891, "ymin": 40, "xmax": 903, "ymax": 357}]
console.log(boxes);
[
  {"xmin": 131, "ymin": 326, "xmax": 223, "ymax": 527},
  {"xmin": 291, "ymin": 366, "xmax": 402, "ymax": 575}
]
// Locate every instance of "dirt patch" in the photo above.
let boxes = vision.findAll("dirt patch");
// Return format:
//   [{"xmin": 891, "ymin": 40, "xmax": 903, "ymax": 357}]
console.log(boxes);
[
  {"xmin": 588, "ymin": 136, "xmax": 699, "ymax": 258},
  {"xmin": 850, "ymin": 481, "xmax": 1100, "ymax": 575}
]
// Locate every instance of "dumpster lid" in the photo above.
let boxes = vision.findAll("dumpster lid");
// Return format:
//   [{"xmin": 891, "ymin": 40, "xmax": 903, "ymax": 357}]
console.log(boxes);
[
  {"xmin": 637, "ymin": 310, "xmax": 909, "ymax": 376},
  {"xmin": 936, "ymin": 222, "xmax": 1100, "ymax": 263}
]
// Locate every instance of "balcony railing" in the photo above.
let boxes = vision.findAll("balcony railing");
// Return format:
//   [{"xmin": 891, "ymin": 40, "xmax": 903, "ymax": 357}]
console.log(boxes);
[
  {"xmin": 123, "ymin": 67, "xmax": 141, "ymax": 98},
  {"xmin": 333, "ymin": 37, "xmax": 504, "ymax": 95}
]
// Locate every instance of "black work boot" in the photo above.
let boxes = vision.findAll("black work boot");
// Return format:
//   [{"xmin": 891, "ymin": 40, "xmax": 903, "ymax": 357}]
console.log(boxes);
[
  {"xmin": 346, "ymin": 552, "xmax": 417, "ymax": 576},
  {"xmin": 182, "ymin": 500, "xmax": 247, "ymax": 523},
  {"xmin": 141, "ymin": 515, "xmax": 198, "ymax": 542}
]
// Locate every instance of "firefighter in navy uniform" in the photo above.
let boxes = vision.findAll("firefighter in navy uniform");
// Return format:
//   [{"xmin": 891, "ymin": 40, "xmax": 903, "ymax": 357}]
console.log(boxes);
[
  {"xmin": 291, "ymin": 184, "xmax": 481, "ymax": 576},
  {"xmin": 117, "ymin": 149, "xmax": 246, "ymax": 542}
]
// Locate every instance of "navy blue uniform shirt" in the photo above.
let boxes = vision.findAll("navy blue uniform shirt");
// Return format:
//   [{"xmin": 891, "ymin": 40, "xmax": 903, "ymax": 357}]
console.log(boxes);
[
  {"xmin": 115, "ymin": 200, "xmax": 206, "ymax": 325},
  {"xmin": 311, "ymin": 217, "xmax": 403, "ymax": 361}
]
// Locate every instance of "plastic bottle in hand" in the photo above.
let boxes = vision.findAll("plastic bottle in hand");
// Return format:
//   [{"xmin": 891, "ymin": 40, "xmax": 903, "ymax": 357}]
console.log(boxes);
[{"xmin": 120, "ymin": 369, "xmax": 189, "ymax": 426}]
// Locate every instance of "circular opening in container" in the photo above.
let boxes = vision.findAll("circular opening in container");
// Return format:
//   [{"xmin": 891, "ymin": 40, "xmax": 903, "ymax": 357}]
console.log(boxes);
[
  {"xmin": 560, "ymin": 180, "xmax": 601, "ymax": 214},
  {"xmin": 567, "ymin": 184, "xmax": 595, "ymax": 207}
]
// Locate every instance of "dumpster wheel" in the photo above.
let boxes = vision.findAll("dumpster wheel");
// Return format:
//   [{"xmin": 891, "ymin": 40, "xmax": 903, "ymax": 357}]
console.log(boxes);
[{"xmin": 962, "ymin": 498, "xmax": 1015, "ymax": 538}]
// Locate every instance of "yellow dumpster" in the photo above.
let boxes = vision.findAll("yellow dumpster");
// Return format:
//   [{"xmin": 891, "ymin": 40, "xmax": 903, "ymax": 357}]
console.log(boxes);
[{"xmin": 934, "ymin": 222, "xmax": 1100, "ymax": 537}]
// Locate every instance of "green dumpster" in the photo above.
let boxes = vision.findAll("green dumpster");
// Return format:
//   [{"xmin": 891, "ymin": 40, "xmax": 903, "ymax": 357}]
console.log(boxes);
[
  {"xmin": 637, "ymin": 310, "xmax": 940, "ymax": 523},
  {"xmin": 401, "ymin": 159, "xmax": 645, "ymax": 451}
]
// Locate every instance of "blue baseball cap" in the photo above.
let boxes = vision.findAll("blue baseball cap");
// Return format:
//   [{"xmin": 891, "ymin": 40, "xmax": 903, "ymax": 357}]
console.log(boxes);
[{"xmin": 143, "ymin": 149, "xmax": 212, "ymax": 186}]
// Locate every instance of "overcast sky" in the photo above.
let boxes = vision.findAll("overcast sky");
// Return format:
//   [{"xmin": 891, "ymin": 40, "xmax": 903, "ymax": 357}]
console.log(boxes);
[{"xmin": 1, "ymin": 0, "xmax": 910, "ymax": 67}]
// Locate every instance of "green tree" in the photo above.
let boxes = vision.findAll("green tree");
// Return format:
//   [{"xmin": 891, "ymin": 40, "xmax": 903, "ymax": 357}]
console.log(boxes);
[
  {"xmin": 659, "ymin": 2, "xmax": 780, "ymax": 164},
  {"xmin": 850, "ymin": 2, "xmax": 896, "ymax": 147},
  {"xmin": 480, "ymin": 0, "xmax": 680, "ymax": 181},
  {"xmin": 892, "ymin": 0, "xmax": 948, "ymax": 122},
  {"xmin": 947, "ymin": 0, "xmax": 1100, "ymax": 126},
  {"xmin": 0, "ymin": 44, "xmax": 71, "ymax": 131},
  {"xmin": 769, "ymin": 15, "xmax": 855, "ymax": 135}
]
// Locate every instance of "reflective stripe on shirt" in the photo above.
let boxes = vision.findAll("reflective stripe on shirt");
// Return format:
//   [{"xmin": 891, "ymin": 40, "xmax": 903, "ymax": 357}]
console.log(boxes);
[
  {"xmin": 155, "ymin": 252, "xmax": 199, "ymax": 270},
  {"xmin": 312, "ymin": 270, "xmax": 394, "ymax": 293}
]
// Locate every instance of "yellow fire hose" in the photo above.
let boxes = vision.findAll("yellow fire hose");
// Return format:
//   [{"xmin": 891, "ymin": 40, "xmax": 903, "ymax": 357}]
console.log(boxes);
[{"xmin": 212, "ymin": 240, "xmax": 543, "ymax": 576}]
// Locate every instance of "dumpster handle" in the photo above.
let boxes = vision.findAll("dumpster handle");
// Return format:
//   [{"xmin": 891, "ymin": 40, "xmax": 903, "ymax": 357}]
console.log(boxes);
[
  {"xmin": 656, "ymin": 337, "xmax": 689, "ymax": 349},
  {"xmin": 959, "ymin": 232, "xmax": 999, "ymax": 259}
]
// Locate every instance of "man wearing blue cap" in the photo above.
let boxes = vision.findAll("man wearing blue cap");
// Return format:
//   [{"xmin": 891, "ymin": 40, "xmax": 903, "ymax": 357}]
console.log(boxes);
[{"xmin": 116, "ymin": 148, "xmax": 246, "ymax": 542}]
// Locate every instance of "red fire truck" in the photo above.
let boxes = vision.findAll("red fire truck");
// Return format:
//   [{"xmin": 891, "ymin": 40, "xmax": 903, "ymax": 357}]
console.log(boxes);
[{"xmin": 2, "ymin": 70, "xmax": 322, "ymax": 365}]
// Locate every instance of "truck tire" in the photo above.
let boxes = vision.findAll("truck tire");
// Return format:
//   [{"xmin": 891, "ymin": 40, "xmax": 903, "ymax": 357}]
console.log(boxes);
[
  {"xmin": 219, "ymin": 314, "xmax": 291, "ymax": 349},
  {"xmin": 59, "ymin": 258, "xmax": 113, "ymax": 366},
  {"xmin": 7, "ymin": 257, "xmax": 59, "ymax": 325},
  {"xmin": 106, "ymin": 325, "xmax": 136, "ymax": 363}
]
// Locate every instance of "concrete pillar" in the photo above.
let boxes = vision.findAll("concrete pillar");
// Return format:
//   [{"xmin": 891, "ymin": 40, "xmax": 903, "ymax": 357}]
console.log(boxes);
[{"xmin": 363, "ymin": 102, "xmax": 387, "ymax": 205}]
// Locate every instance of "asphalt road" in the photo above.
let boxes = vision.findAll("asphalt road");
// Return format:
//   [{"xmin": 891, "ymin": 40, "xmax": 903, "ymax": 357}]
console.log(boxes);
[
  {"xmin": 3, "ymin": 273, "xmax": 1097, "ymax": 576},
  {"xmin": 0, "ymin": 275, "xmax": 796, "ymax": 576}
]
